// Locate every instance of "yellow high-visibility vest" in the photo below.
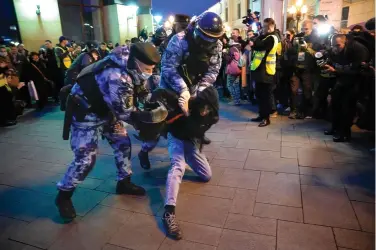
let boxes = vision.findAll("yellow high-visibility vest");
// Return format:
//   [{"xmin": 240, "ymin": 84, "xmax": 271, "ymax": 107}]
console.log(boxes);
[
  {"xmin": 55, "ymin": 47, "xmax": 72, "ymax": 69},
  {"xmin": 250, "ymin": 35, "xmax": 279, "ymax": 75}
]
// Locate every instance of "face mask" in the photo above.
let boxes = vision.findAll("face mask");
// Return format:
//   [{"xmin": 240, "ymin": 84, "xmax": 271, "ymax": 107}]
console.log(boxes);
[
  {"xmin": 0, "ymin": 52, "xmax": 7, "ymax": 57},
  {"xmin": 135, "ymin": 60, "xmax": 152, "ymax": 80}
]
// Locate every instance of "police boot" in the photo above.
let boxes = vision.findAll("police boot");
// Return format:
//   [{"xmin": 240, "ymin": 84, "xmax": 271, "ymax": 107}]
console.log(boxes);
[
  {"xmin": 55, "ymin": 190, "xmax": 76, "ymax": 221},
  {"xmin": 116, "ymin": 177, "xmax": 146, "ymax": 196},
  {"xmin": 202, "ymin": 135, "xmax": 211, "ymax": 145},
  {"xmin": 138, "ymin": 150, "xmax": 151, "ymax": 170}
]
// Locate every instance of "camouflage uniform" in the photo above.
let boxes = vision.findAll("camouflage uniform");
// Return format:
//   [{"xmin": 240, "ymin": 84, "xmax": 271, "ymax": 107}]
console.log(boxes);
[
  {"xmin": 160, "ymin": 30, "xmax": 222, "ymax": 206},
  {"xmin": 57, "ymin": 46, "xmax": 149, "ymax": 191}
]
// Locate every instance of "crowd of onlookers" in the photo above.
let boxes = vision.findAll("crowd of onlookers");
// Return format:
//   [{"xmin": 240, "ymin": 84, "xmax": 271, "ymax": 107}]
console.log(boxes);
[
  {"xmin": 217, "ymin": 15, "xmax": 375, "ymax": 141},
  {"xmin": 0, "ymin": 36, "xmax": 142, "ymax": 127}
]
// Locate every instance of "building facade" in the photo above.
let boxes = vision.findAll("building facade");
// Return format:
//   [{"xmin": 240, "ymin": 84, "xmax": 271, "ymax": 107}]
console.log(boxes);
[{"xmin": 12, "ymin": 0, "xmax": 154, "ymax": 51}]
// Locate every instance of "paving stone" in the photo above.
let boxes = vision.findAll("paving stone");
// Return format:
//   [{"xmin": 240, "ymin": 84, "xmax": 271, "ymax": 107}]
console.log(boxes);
[
  {"xmin": 351, "ymin": 201, "xmax": 375, "ymax": 233},
  {"xmin": 217, "ymin": 229, "xmax": 276, "ymax": 250},
  {"xmin": 282, "ymin": 141, "xmax": 326, "ymax": 149},
  {"xmin": 281, "ymin": 147, "xmax": 297, "ymax": 159},
  {"xmin": 236, "ymin": 139, "xmax": 280, "ymax": 152},
  {"xmin": 299, "ymin": 167, "xmax": 343, "ymax": 187},
  {"xmin": 176, "ymin": 193, "xmax": 232, "ymax": 227},
  {"xmin": 202, "ymin": 142, "xmax": 222, "ymax": 153},
  {"xmin": 10, "ymin": 217, "xmax": 79, "ymax": 249},
  {"xmin": 210, "ymin": 158, "xmax": 244, "ymax": 169},
  {"xmin": 244, "ymin": 150, "xmax": 298, "ymax": 174},
  {"xmin": 100, "ymin": 188, "xmax": 164, "ymax": 216},
  {"xmin": 277, "ymin": 220, "xmax": 337, "ymax": 250},
  {"xmin": 345, "ymin": 185, "xmax": 375, "ymax": 203},
  {"xmin": 0, "ymin": 239, "xmax": 41, "ymax": 250},
  {"xmin": 72, "ymin": 188, "xmax": 108, "ymax": 216},
  {"xmin": 298, "ymin": 148, "xmax": 334, "ymax": 168},
  {"xmin": 179, "ymin": 221, "xmax": 222, "ymax": 246},
  {"xmin": 301, "ymin": 185, "xmax": 360, "ymax": 229},
  {"xmin": 230, "ymin": 189, "xmax": 256, "ymax": 215},
  {"xmin": 282, "ymin": 131, "xmax": 310, "ymax": 143},
  {"xmin": 334, "ymin": 228, "xmax": 375, "ymax": 250},
  {"xmin": 50, "ymin": 205, "xmax": 132, "ymax": 250},
  {"xmin": 221, "ymin": 139, "xmax": 239, "ymax": 147},
  {"xmin": 109, "ymin": 213, "xmax": 165, "ymax": 250},
  {"xmin": 267, "ymin": 132, "xmax": 281, "ymax": 141},
  {"xmin": 0, "ymin": 216, "xmax": 28, "ymax": 240},
  {"xmin": 179, "ymin": 182, "xmax": 235, "ymax": 199},
  {"xmin": 102, "ymin": 244, "xmax": 131, "ymax": 250},
  {"xmin": 214, "ymin": 147, "xmax": 249, "ymax": 161},
  {"xmin": 256, "ymin": 172, "xmax": 301, "ymax": 207},
  {"xmin": 218, "ymin": 169, "xmax": 260, "ymax": 190},
  {"xmin": 205, "ymin": 132, "xmax": 228, "ymax": 142},
  {"xmin": 225, "ymin": 213, "xmax": 277, "ymax": 236},
  {"xmin": 159, "ymin": 238, "xmax": 216, "ymax": 250},
  {"xmin": 228, "ymin": 130, "xmax": 268, "ymax": 140},
  {"xmin": 253, "ymin": 203, "xmax": 303, "ymax": 222}
]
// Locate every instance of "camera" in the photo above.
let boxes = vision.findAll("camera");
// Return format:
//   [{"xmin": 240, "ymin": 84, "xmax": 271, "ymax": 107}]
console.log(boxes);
[
  {"xmin": 314, "ymin": 51, "xmax": 330, "ymax": 68},
  {"xmin": 242, "ymin": 9, "xmax": 260, "ymax": 26},
  {"xmin": 293, "ymin": 35, "xmax": 306, "ymax": 46}
]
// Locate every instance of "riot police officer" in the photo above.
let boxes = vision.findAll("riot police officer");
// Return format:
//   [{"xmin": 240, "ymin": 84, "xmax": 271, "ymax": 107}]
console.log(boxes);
[
  {"xmin": 56, "ymin": 43, "xmax": 162, "ymax": 221},
  {"xmin": 159, "ymin": 11, "xmax": 223, "ymax": 240}
]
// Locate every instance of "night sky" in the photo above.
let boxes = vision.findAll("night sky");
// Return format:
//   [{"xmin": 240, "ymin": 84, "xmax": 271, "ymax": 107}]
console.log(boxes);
[{"xmin": 152, "ymin": 0, "xmax": 219, "ymax": 18}]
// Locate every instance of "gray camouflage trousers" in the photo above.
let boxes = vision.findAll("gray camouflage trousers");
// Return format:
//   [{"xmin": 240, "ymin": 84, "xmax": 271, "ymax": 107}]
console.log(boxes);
[
  {"xmin": 165, "ymin": 133, "xmax": 212, "ymax": 206},
  {"xmin": 57, "ymin": 121, "xmax": 132, "ymax": 191}
]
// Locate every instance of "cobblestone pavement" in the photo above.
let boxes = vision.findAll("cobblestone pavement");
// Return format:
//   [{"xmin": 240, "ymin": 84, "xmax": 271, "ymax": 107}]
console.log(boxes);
[{"xmin": 0, "ymin": 103, "xmax": 374, "ymax": 250}]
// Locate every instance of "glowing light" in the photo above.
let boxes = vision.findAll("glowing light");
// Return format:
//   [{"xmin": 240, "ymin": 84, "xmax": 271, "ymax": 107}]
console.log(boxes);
[
  {"xmin": 154, "ymin": 15, "xmax": 162, "ymax": 23},
  {"xmin": 301, "ymin": 5, "xmax": 308, "ymax": 14},
  {"xmin": 169, "ymin": 15, "xmax": 175, "ymax": 24},
  {"xmin": 288, "ymin": 6, "xmax": 297, "ymax": 14},
  {"xmin": 164, "ymin": 21, "xmax": 172, "ymax": 29},
  {"xmin": 296, "ymin": 0, "xmax": 303, "ymax": 7},
  {"xmin": 317, "ymin": 24, "xmax": 331, "ymax": 35},
  {"xmin": 224, "ymin": 24, "xmax": 231, "ymax": 32}
]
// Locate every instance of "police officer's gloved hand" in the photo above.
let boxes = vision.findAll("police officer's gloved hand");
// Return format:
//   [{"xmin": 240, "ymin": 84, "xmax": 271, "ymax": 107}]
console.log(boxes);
[{"xmin": 178, "ymin": 90, "xmax": 191, "ymax": 116}]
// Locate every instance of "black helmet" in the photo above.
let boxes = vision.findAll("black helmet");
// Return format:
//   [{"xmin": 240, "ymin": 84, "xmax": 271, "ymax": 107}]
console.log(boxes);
[
  {"xmin": 193, "ymin": 12, "xmax": 224, "ymax": 49},
  {"xmin": 152, "ymin": 27, "xmax": 167, "ymax": 46}
]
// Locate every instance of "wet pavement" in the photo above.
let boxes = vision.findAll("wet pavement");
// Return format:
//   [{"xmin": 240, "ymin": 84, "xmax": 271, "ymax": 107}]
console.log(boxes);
[{"xmin": 0, "ymin": 103, "xmax": 374, "ymax": 250}]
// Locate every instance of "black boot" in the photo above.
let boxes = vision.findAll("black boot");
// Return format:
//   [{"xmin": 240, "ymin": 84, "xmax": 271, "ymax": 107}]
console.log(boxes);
[
  {"xmin": 258, "ymin": 118, "xmax": 270, "ymax": 127},
  {"xmin": 138, "ymin": 150, "xmax": 151, "ymax": 170},
  {"xmin": 55, "ymin": 190, "xmax": 76, "ymax": 221},
  {"xmin": 116, "ymin": 177, "xmax": 146, "ymax": 196},
  {"xmin": 250, "ymin": 116, "xmax": 263, "ymax": 122},
  {"xmin": 324, "ymin": 129, "xmax": 336, "ymax": 135},
  {"xmin": 202, "ymin": 135, "xmax": 211, "ymax": 145},
  {"xmin": 162, "ymin": 211, "xmax": 183, "ymax": 240}
]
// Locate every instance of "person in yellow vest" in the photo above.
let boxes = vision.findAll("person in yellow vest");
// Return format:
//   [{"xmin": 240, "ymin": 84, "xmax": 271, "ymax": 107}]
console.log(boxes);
[
  {"xmin": 249, "ymin": 18, "xmax": 279, "ymax": 127},
  {"xmin": 55, "ymin": 36, "xmax": 73, "ymax": 88}
]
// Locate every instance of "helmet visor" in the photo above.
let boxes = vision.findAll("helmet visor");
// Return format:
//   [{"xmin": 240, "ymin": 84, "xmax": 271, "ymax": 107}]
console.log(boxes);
[{"xmin": 193, "ymin": 29, "xmax": 218, "ymax": 50}]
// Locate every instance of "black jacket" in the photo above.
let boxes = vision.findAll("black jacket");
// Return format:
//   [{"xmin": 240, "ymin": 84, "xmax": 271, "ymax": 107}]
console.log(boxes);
[{"xmin": 64, "ymin": 52, "xmax": 96, "ymax": 86}]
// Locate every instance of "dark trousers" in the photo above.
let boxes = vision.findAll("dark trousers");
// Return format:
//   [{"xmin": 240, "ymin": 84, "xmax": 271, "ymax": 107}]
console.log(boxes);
[
  {"xmin": 331, "ymin": 84, "xmax": 357, "ymax": 136},
  {"xmin": 256, "ymin": 82, "xmax": 275, "ymax": 119},
  {"xmin": 0, "ymin": 87, "xmax": 16, "ymax": 123},
  {"xmin": 312, "ymin": 76, "xmax": 336, "ymax": 118},
  {"xmin": 277, "ymin": 67, "xmax": 294, "ymax": 107},
  {"xmin": 291, "ymin": 70, "xmax": 313, "ymax": 115}
]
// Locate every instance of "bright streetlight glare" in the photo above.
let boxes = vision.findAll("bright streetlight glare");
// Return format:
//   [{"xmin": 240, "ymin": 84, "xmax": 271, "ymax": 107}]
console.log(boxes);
[
  {"xmin": 154, "ymin": 15, "xmax": 162, "ymax": 23},
  {"xmin": 169, "ymin": 15, "xmax": 175, "ymax": 24},
  {"xmin": 164, "ymin": 21, "xmax": 172, "ymax": 29},
  {"xmin": 301, "ymin": 5, "xmax": 308, "ymax": 13},
  {"xmin": 288, "ymin": 6, "xmax": 297, "ymax": 14},
  {"xmin": 296, "ymin": 0, "xmax": 303, "ymax": 7}
]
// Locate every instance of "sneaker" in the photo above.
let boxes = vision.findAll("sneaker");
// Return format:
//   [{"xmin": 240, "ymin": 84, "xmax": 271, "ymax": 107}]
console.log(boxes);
[
  {"xmin": 55, "ymin": 190, "xmax": 76, "ymax": 221},
  {"xmin": 116, "ymin": 177, "xmax": 146, "ymax": 196},
  {"xmin": 138, "ymin": 151, "xmax": 151, "ymax": 170},
  {"xmin": 270, "ymin": 111, "xmax": 278, "ymax": 118},
  {"xmin": 162, "ymin": 212, "xmax": 183, "ymax": 240}
]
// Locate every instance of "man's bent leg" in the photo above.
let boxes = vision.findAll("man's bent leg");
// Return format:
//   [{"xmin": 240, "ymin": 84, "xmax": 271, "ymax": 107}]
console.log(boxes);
[
  {"xmin": 56, "ymin": 123, "xmax": 99, "ymax": 220},
  {"xmin": 139, "ymin": 138, "xmax": 159, "ymax": 169},
  {"xmin": 103, "ymin": 127, "xmax": 145, "ymax": 196},
  {"xmin": 163, "ymin": 133, "xmax": 185, "ymax": 240},
  {"xmin": 184, "ymin": 140, "xmax": 212, "ymax": 182}
]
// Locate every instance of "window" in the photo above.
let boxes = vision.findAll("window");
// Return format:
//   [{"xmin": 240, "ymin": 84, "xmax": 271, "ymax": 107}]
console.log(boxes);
[
  {"xmin": 225, "ymin": 7, "xmax": 229, "ymax": 22},
  {"xmin": 237, "ymin": 3, "xmax": 241, "ymax": 19},
  {"xmin": 58, "ymin": 0, "xmax": 103, "ymax": 42},
  {"xmin": 340, "ymin": 6, "xmax": 349, "ymax": 28}
]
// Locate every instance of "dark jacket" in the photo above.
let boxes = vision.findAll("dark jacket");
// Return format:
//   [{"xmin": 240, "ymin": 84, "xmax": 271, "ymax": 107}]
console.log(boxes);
[
  {"xmin": 331, "ymin": 40, "xmax": 369, "ymax": 86},
  {"xmin": 64, "ymin": 52, "xmax": 96, "ymax": 86},
  {"xmin": 98, "ymin": 49, "xmax": 109, "ymax": 59}
]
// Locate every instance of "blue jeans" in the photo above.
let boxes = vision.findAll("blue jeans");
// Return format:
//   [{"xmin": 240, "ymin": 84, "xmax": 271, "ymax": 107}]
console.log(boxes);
[
  {"xmin": 227, "ymin": 75, "xmax": 241, "ymax": 104},
  {"xmin": 165, "ymin": 133, "xmax": 212, "ymax": 206}
]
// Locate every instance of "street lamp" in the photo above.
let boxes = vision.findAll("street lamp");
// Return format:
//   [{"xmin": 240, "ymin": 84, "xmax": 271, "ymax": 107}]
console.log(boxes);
[
  {"xmin": 288, "ymin": 0, "xmax": 308, "ymax": 31},
  {"xmin": 154, "ymin": 15, "xmax": 162, "ymax": 24},
  {"xmin": 168, "ymin": 15, "xmax": 175, "ymax": 24}
]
